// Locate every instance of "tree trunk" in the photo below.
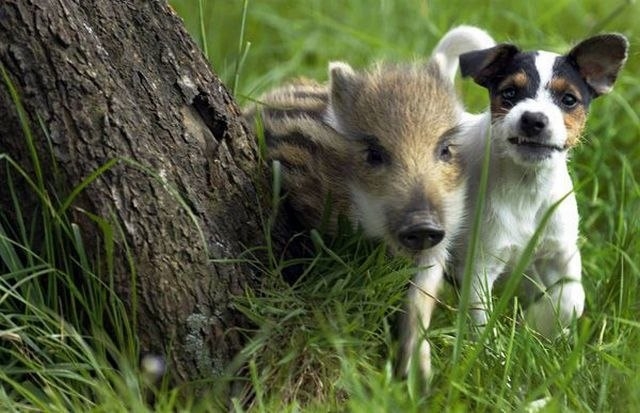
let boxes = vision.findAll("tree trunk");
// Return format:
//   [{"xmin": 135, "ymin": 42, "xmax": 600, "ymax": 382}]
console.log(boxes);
[{"xmin": 0, "ymin": 0, "xmax": 265, "ymax": 383}]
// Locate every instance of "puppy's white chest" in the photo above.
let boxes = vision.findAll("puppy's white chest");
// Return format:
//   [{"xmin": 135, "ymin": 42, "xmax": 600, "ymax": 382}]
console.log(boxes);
[{"xmin": 484, "ymin": 191, "xmax": 542, "ymax": 257}]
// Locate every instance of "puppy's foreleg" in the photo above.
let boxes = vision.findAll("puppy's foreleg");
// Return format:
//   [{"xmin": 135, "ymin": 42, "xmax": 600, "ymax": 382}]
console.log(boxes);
[{"xmin": 526, "ymin": 249, "xmax": 584, "ymax": 337}]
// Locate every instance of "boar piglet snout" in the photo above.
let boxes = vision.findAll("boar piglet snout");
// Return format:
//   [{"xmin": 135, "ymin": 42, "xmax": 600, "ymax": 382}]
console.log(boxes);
[{"xmin": 397, "ymin": 212, "xmax": 445, "ymax": 252}]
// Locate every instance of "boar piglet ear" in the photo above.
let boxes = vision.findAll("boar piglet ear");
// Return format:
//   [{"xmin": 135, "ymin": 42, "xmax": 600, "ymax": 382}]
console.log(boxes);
[
  {"xmin": 329, "ymin": 61, "xmax": 362, "ymax": 111},
  {"xmin": 567, "ymin": 33, "xmax": 628, "ymax": 96},
  {"xmin": 327, "ymin": 61, "xmax": 363, "ymax": 135},
  {"xmin": 459, "ymin": 43, "xmax": 520, "ymax": 88}
]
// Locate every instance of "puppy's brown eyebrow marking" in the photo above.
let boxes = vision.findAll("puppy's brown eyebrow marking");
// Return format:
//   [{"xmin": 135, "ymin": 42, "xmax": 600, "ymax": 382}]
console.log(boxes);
[
  {"xmin": 549, "ymin": 77, "xmax": 583, "ymax": 101},
  {"xmin": 512, "ymin": 71, "xmax": 529, "ymax": 88},
  {"xmin": 499, "ymin": 71, "xmax": 529, "ymax": 89}
]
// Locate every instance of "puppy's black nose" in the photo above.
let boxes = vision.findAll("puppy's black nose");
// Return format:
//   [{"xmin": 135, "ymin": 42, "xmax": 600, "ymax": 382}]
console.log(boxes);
[
  {"xmin": 398, "ymin": 224, "xmax": 445, "ymax": 251},
  {"xmin": 520, "ymin": 111, "xmax": 549, "ymax": 137}
]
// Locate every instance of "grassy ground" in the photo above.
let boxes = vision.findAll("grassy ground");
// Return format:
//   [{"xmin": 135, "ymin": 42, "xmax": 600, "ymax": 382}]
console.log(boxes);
[{"xmin": 1, "ymin": 0, "xmax": 639, "ymax": 411}]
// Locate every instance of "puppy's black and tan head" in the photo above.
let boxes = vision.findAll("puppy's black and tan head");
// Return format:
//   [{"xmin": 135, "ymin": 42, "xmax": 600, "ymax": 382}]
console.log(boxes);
[
  {"xmin": 324, "ymin": 61, "xmax": 466, "ymax": 259},
  {"xmin": 460, "ymin": 34, "xmax": 628, "ymax": 166}
]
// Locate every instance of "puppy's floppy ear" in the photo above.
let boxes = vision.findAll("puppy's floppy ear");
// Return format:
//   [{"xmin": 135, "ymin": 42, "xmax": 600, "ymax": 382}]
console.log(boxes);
[
  {"xmin": 567, "ymin": 33, "xmax": 628, "ymax": 96},
  {"xmin": 459, "ymin": 44, "xmax": 520, "ymax": 88}
]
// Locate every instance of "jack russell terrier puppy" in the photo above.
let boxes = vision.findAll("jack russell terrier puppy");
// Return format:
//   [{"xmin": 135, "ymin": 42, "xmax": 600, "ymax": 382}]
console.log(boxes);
[{"xmin": 450, "ymin": 31, "xmax": 628, "ymax": 337}]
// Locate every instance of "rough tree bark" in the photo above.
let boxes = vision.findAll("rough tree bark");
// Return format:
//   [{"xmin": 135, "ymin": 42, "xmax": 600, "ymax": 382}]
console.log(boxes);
[{"xmin": 0, "ymin": 0, "xmax": 266, "ymax": 383}]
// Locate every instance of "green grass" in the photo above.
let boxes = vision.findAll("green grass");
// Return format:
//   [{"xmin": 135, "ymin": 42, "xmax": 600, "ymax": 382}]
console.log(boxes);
[{"xmin": 1, "ymin": 0, "xmax": 639, "ymax": 411}]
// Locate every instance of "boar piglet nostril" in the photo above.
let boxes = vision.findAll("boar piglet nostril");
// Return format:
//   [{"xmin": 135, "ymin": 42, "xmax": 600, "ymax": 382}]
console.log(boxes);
[
  {"xmin": 398, "ymin": 223, "xmax": 445, "ymax": 251},
  {"xmin": 519, "ymin": 111, "xmax": 549, "ymax": 137}
]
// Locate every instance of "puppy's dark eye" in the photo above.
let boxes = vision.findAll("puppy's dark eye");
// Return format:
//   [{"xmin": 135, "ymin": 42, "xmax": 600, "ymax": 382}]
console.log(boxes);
[
  {"xmin": 561, "ymin": 93, "xmax": 578, "ymax": 108},
  {"xmin": 501, "ymin": 87, "xmax": 517, "ymax": 101}
]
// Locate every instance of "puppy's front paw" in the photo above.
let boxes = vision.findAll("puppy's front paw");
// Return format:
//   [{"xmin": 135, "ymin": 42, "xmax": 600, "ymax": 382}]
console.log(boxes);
[{"xmin": 525, "ymin": 280, "xmax": 585, "ymax": 338}]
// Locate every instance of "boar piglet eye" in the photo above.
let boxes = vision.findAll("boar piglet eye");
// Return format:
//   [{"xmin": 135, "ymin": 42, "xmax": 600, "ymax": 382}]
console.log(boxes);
[
  {"xmin": 360, "ymin": 135, "xmax": 390, "ymax": 167},
  {"xmin": 434, "ymin": 127, "xmax": 459, "ymax": 162},
  {"xmin": 440, "ymin": 145, "xmax": 452, "ymax": 161},
  {"xmin": 366, "ymin": 147, "xmax": 385, "ymax": 165}
]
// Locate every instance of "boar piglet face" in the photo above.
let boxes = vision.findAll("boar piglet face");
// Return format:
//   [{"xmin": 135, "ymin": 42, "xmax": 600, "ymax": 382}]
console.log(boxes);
[{"xmin": 328, "ymin": 62, "xmax": 466, "ymax": 257}]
